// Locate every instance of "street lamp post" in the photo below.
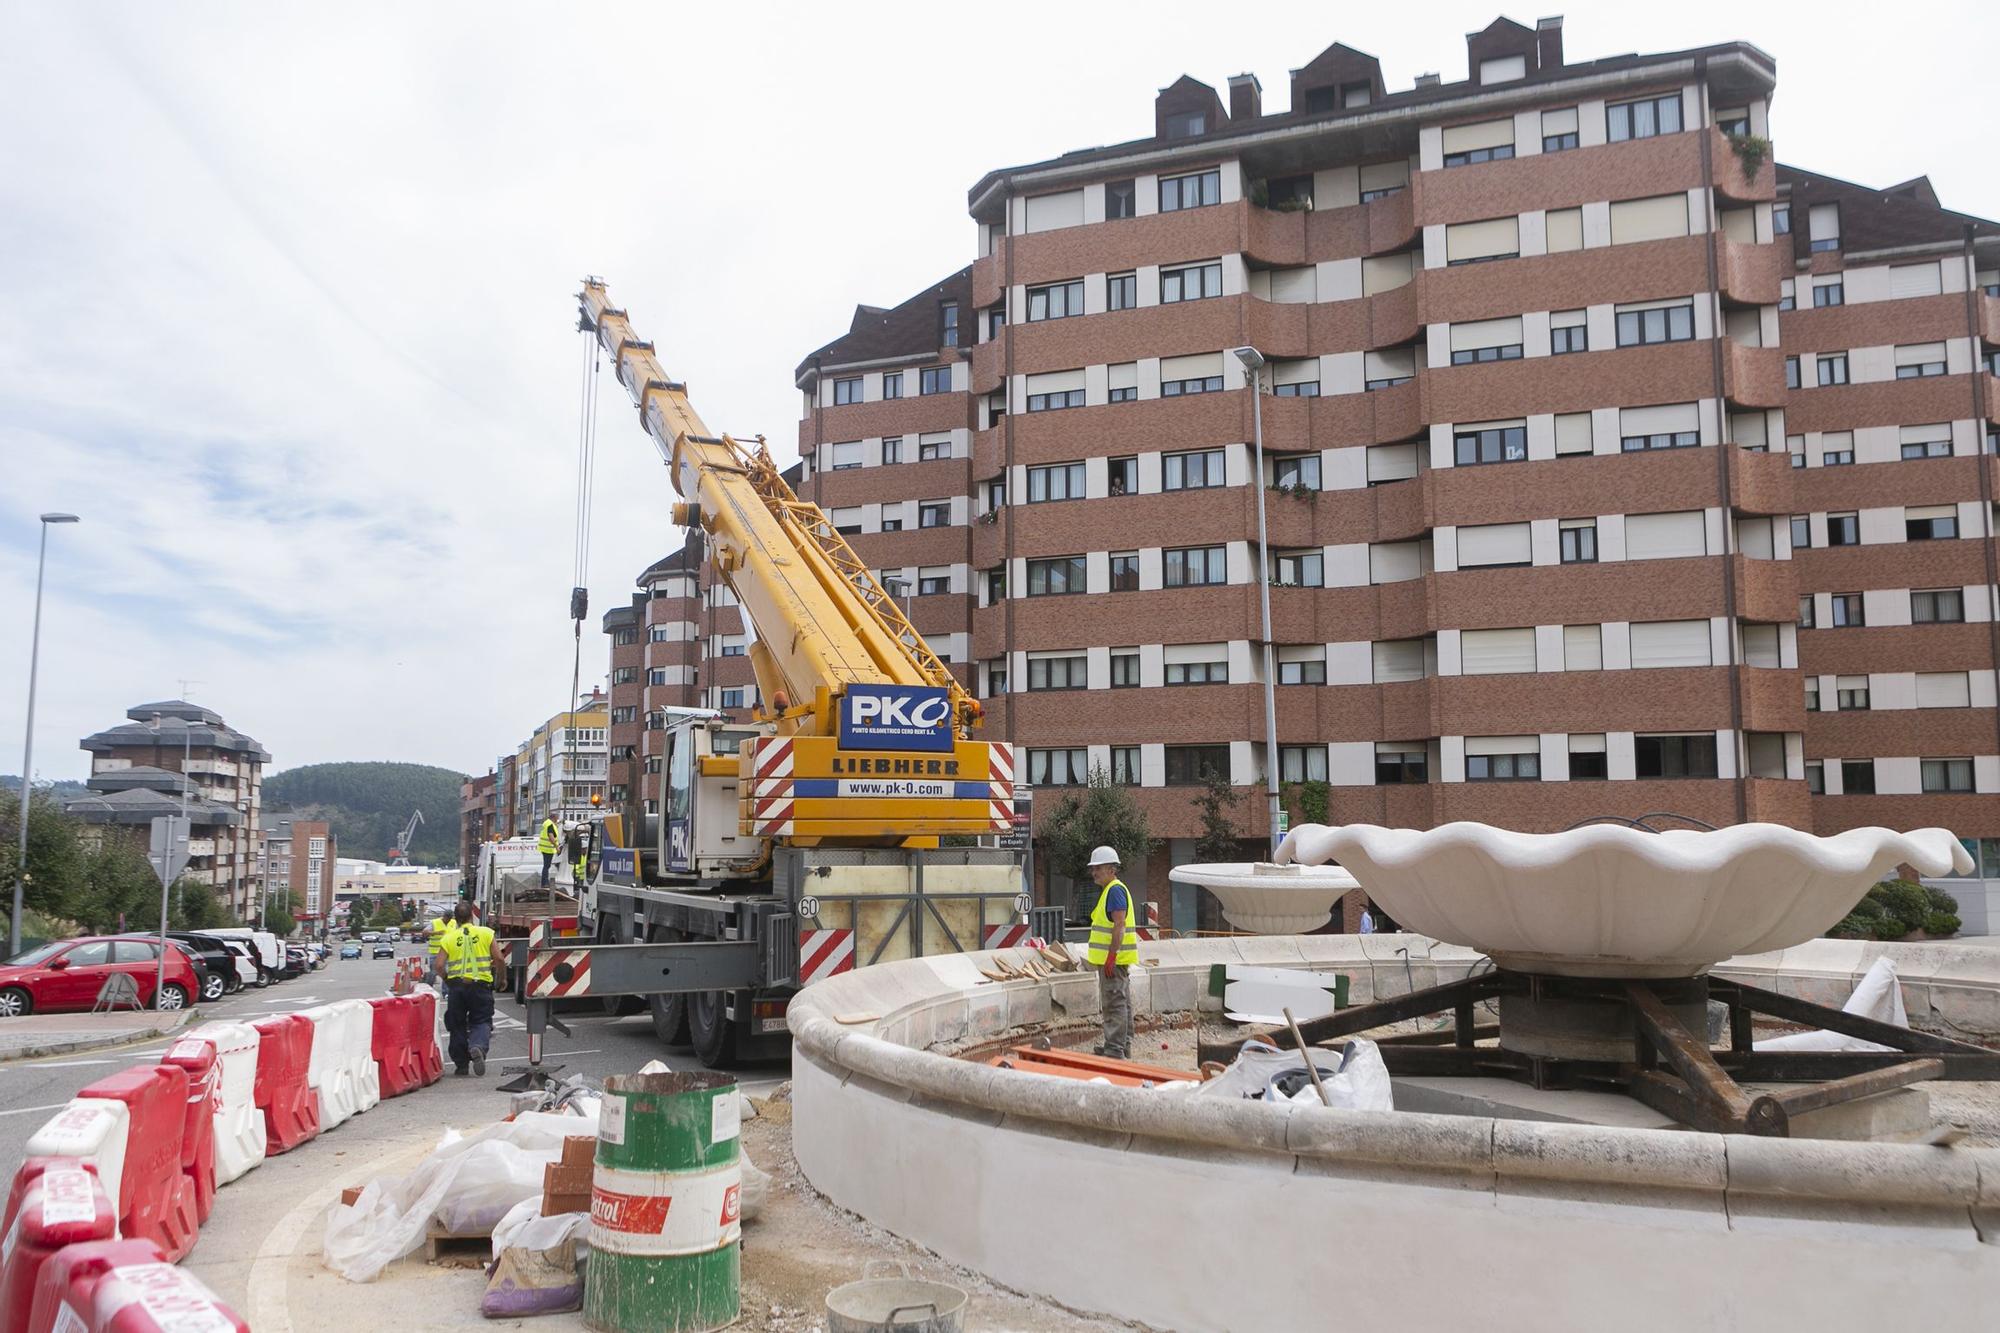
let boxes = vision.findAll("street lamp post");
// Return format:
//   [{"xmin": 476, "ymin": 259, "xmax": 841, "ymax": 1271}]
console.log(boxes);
[
  {"xmin": 11, "ymin": 512, "xmax": 79, "ymax": 958},
  {"xmin": 149, "ymin": 712, "xmax": 192, "ymax": 1006},
  {"xmin": 1229, "ymin": 348, "xmax": 1285, "ymax": 859}
]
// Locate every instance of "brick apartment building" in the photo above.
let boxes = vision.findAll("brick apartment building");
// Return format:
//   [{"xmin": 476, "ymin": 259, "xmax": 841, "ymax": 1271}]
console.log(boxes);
[
  {"xmin": 459, "ymin": 771, "xmax": 496, "ymax": 866},
  {"xmin": 261, "ymin": 811, "xmax": 334, "ymax": 930},
  {"xmin": 69, "ymin": 700, "xmax": 269, "ymax": 920},
  {"xmin": 486, "ymin": 692, "xmax": 610, "ymax": 839},
  {"xmin": 616, "ymin": 17, "xmax": 2000, "ymax": 932}
]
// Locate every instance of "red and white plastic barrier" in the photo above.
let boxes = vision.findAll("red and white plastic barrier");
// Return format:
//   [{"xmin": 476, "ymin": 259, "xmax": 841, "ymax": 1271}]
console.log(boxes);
[
  {"xmin": 408, "ymin": 986, "xmax": 444, "ymax": 1085},
  {"xmin": 183, "ymin": 1022, "xmax": 262, "ymax": 1185},
  {"xmin": 23, "ymin": 1103, "xmax": 128, "ymax": 1232},
  {"xmin": 249, "ymin": 1013, "xmax": 319, "ymax": 1155},
  {"xmin": 299, "ymin": 1000, "xmax": 377, "ymax": 1130},
  {"xmin": 156, "ymin": 1037, "xmax": 218, "ymax": 1225},
  {"xmin": 28, "ymin": 1238, "xmax": 246, "ymax": 1333},
  {"xmin": 0, "ymin": 1161, "xmax": 116, "ymax": 1333},
  {"xmin": 366, "ymin": 995, "xmax": 421, "ymax": 1098},
  {"xmin": 76, "ymin": 1067, "xmax": 198, "ymax": 1263}
]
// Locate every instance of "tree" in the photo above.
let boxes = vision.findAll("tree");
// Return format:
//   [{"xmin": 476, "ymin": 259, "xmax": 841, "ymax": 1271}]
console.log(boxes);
[
  {"xmin": 347, "ymin": 897, "xmax": 373, "ymax": 931},
  {"xmin": 1192, "ymin": 770, "xmax": 1244, "ymax": 864},
  {"xmin": 265, "ymin": 891, "xmax": 301, "ymax": 938},
  {"xmin": 169, "ymin": 879, "xmax": 232, "ymax": 931},
  {"xmin": 1037, "ymin": 766, "xmax": 1154, "ymax": 921},
  {"xmin": 0, "ymin": 788, "xmax": 91, "ymax": 924}
]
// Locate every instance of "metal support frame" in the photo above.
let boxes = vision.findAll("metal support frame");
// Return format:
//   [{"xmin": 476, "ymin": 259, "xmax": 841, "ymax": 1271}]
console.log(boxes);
[{"xmin": 1199, "ymin": 966, "xmax": 2000, "ymax": 1136}]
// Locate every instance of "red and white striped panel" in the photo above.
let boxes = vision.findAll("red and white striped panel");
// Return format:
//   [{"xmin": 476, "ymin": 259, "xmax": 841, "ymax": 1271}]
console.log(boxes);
[
  {"xmin": 981, "ymin": 924, "xmax": 1045, "ymax": 950},
  {"xmin": 528, "ymin": 944, "xmax": 594, "ymax": 998},
  {"xmin": 987, "ymin": 744, "xmax": 1016, "ymax": 829},
  {"xmin": 797, "ymin": 929, "xmax": 854, "ymax": 986},
  {"xmin": 754, "ymin": 738, "xmax": 794, "ymax": 782}
]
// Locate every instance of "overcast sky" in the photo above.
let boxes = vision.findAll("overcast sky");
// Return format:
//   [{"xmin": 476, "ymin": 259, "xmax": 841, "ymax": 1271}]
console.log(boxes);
[{"xmin": 3, "ymin": 0, "xmax": 1995, "ymax": 783}]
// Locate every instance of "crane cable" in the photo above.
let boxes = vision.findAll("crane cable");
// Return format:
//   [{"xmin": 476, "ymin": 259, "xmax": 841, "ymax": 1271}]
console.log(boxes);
[{"xmin": 562, "ymin": 325, "xmax": 602, "ymax": 854}]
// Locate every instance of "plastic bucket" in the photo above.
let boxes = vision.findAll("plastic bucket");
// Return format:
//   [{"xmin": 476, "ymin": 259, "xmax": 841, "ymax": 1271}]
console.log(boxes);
[{"xmin": 582, "ymin": 1071, "xmax": 740, "ymax": 1332}]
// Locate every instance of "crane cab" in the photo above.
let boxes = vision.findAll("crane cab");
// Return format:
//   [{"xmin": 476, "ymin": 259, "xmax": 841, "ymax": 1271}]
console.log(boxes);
[{"xmin": 659, "ymin": 708, "xmax": 769, "ymax": 883}]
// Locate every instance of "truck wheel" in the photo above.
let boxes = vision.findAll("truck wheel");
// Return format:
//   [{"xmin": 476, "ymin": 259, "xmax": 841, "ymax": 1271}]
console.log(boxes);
[
  {"xmin": 647, "ymin": 927, "xmax": 692, "ymax": 1048},
  {"xmin": 597, "ymin": 917, "xmax": 642, "ymax": 1017},
  {"xmin": 689, "ymin": 989, "xmax": 738, "ymax": 1068}
]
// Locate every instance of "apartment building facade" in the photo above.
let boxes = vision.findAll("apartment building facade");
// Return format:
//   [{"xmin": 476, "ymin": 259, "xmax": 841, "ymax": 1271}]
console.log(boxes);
[
  {"xmin": 71, "ymin": 700, "xmax": 270, "ymax": 919},
  {"xmin": 262, "ymin": 812, "xmax": 335, "ymax": 928},
  {"xmin": 498, "ymin": 692, "xmax": 610, "ymax": 836},
  {"xmin": 774, "ymin": 17, "xmax": 2000, "ymax": 929},
  {"xmin": 459, "ymin": 771, "xmax": 496, "ymax": 866}
]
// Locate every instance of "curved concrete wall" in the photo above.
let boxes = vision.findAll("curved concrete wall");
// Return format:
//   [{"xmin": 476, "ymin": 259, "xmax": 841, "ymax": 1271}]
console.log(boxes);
[{"xmin": 791, "ymin": 935, "xmax": 2000, "ymax": 1333}]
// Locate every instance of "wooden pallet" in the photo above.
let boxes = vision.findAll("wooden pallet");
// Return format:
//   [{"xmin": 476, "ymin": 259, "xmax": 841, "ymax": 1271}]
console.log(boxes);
[{"xmin": 425, "ymin": 1221, "xmax": 491, "ymax": 1267}]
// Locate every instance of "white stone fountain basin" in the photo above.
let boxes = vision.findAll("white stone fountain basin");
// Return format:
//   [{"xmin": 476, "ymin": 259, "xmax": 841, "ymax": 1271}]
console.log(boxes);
[
  {"xmin": 1275, "ymin": 822, "xmax": 1973, "ymax": 978},
  {"xmin": 1168, "ymin": 861, "xmax": 1360, "ymax": 934}
]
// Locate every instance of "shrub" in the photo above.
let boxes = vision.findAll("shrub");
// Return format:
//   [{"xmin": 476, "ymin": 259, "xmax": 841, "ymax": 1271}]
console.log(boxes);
[{"xmin": 1828, "ymin": 879, "xmax": 1961, "ymax": 940}]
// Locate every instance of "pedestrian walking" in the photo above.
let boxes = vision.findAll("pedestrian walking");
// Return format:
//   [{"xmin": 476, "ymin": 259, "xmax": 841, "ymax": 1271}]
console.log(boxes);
[
  {"xmin": 536, "ymin": 815, "xmax": 561, "ymax": 886},
  {"xmin": 438, "ymin": 900, "xmax": 504, "ymax": 1077},
  {"xmin": 1359, "ymin": 902, "xmax": 1376, "ymax": 934},
  {"xmin": 1083, "ymin": 845, "xmax": 1135, "ymax": 1060}
]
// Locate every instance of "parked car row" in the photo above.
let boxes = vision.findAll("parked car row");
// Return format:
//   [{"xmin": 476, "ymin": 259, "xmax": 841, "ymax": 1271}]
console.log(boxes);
[{"xmin": 0, "ymin": 926, "xmax": 343, "ymax": 1018}]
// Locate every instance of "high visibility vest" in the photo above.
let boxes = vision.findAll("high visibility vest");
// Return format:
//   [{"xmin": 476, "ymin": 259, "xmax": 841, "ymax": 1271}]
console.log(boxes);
[
  {"xmin": 1085, "ymin": 878, "xmax": 1138, "ymax": 968},
  {"xmin": 443, "ymin": 924, "xmax": 496, "ymax": 983},
  {"xmin": 536, "ymin": 820, "xmax": 560, "ymax": 854},
  {"xmin": 427, "ymin": 916, "xmax": 456, "ymax": 956}
]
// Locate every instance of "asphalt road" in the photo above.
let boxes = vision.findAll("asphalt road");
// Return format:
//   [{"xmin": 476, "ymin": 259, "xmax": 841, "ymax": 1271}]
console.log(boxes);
[{"xmin": 0, "ymin": 941, "xmax": 787, "ymax": 1168}]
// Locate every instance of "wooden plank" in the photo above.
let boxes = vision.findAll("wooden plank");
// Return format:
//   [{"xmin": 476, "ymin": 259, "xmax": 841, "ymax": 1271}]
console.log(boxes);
[{"xmin": 1002, "ymin": 1046, "xmax": 1197, "ymax": 1083}]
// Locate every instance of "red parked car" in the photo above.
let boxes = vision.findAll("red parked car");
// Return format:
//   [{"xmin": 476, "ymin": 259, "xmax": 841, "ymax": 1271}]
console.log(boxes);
[{"xmin": 0, "ymin": 935, "xmax": 201, "ymax": 1017}]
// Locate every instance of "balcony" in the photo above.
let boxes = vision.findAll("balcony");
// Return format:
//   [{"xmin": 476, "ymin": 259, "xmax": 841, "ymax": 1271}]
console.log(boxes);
[
  {"xmin": 1716, "ymin": 237, "xmax": 1787, "ymax": 307},
  {"xmin": 1722, "ymin": 341, "xmax": 1788, "ymax": 409},
  {"xmin": 1709, "ymin": 128, "xmax": 1776, "ymax": 203},
  {"xmin": 1730, "ymin": 554, "xmax": 1800, "ymax": 625},
  {"xmin": 1727, "ymin": 446, "xmax": 1796, "ymax": 515}
]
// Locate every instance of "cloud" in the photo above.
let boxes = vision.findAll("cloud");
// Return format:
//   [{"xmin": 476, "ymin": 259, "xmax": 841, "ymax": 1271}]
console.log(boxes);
[{"xmin": 2, "ymin": 0, "xmax": 1994, "ymax": 782}]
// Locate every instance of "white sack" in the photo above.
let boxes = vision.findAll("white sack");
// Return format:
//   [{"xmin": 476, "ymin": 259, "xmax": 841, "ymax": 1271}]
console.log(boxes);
[
  {"xmin": 1756, "ymin": 957, "xmax": 1906, "ymax": 1053},
  {"xmin": 322, "ymin": 1111, "xmax": 595, "ymax": 1282}
]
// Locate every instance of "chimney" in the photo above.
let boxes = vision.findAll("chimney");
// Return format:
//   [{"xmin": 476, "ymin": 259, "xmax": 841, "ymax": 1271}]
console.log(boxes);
[
  {"xmin": 1536, "ymin": 15, "xmax": 1564, "ymax": 71},
  {"xmin": 1414, "ymin": 72, "xmax": 1441, "ymax": 90},
  {"xmin": 1227, "ymin": 73, "xmax": 1262, "ymax": 122}
]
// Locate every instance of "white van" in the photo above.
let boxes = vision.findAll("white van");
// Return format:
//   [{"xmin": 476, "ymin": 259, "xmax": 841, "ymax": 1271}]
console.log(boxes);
[{"xmin": 201, "ymin": 928, "xmax": 283, "ymax": 980}]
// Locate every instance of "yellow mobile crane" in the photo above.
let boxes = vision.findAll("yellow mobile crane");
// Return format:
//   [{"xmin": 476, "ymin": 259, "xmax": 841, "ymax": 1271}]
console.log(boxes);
[{"xmin": 513, "ymin": 281, "xmax": 1039, "ymax": 1071}]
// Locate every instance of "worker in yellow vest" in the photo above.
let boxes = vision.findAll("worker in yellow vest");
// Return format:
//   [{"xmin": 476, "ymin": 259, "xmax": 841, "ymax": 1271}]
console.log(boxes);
[
  {"xmin": 536, "ymin": 816, "xmax": 561, "ymax": 886},
  {"xmin": 439, "ymin": 900, "xmax": 505, "ymax": 1076},
  {"xmin": 1083, "ymin": 845, "xmax": 1137, "ymax": 1060},
  {"xmin": 426, "ymin": 905, "xmax": 462, "ymax": 983}
]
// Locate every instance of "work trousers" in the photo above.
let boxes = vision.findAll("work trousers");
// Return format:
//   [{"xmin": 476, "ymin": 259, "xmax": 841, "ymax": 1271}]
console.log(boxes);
[
  {"xmin": 540, "ymin": 850, "xmax": 554, "ymax": 886},
  {"xmin": 1097, "ymin": 965, "xmax": 1132, "ymax": 1059},
  {"xmin": 444, "ymin": 978, "xmax": 495, "ymax": 1070}
]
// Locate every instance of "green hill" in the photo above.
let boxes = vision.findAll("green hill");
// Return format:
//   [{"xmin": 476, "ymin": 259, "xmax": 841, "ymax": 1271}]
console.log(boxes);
[{"xmin": 264, "ymin": 761, "xmax": 467, "ymax": 866}]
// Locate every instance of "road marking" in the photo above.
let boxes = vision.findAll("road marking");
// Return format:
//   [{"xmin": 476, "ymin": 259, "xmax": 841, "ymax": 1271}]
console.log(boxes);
[
  {"xmin": 0, "ymin": 1101, "xmax": 75, "ymax": 1118},
  {"xmin": 10, "ymin": 1058, "xmax": 120, "ymax": 1068},
  {"xmin": 259, "ymin": 996, "xmax": 319, "ymax": 1006}
]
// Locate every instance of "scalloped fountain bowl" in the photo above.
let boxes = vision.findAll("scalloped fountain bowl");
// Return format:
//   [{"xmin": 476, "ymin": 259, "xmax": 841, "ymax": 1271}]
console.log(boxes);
[
  {"xmin": 1275, "ymin": 821, "xmax": 1973, "ymax": 978},
  {"xmin": 1167, "ymin": 861, "xmax": 1360, "ymax": 934}
]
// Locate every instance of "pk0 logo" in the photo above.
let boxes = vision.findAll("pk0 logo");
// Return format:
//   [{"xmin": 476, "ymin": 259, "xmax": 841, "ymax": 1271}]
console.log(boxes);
[{"xmin": 839, "ymin": 684, "xmax": 953, "ymax": 752}]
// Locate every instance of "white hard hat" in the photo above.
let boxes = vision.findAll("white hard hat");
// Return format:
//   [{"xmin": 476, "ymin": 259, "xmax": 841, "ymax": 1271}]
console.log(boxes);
[{"xmin": 1088, "ymin": 846, "xmax": 1120, "ymax": 867}]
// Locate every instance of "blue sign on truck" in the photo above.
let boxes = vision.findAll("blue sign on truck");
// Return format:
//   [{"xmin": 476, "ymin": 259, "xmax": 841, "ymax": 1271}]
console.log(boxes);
[{"xmin": 838, "ymin": 684, "xmax": 953, "ymax": 752}]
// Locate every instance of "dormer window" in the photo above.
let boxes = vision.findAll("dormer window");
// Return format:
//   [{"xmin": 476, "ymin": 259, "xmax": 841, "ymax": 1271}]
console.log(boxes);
[
  {"xmin": 1164, "ymin": 111, "xmax": 1206, "ymax": 138},
  {"xmin": 1304, "ymin": 86, "xmax": 1337, "ymax": 113},
  {"xmin": 1478, "ymin": 54, "xmax": 1526, "ymax": 84}
]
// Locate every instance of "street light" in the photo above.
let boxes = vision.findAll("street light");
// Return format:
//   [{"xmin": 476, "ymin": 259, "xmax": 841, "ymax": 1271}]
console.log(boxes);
[
  {"xmin": 1229, "ymin": 346, "xmax": 1284, "ymax": 860},
  {"xmin": 11, "ymin": 512, "xmax": 79, "ymax": 958},
  {"xmin": 148, "ymin": 711, "xmax": 193, "ymax": 1004}
]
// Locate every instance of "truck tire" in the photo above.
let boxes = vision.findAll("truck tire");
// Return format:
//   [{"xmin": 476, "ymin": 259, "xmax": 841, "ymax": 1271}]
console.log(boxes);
[
  {"xmin": 688, "ymin": 989, "xmax": 739, "ymax": 1068},
  {"xmin": 647, "ymin": 926, "xmax": 692, "ymax": 1049},
  {"xmin": 597, "ymin": 916, "xmax": 643, "ymax": 1017}
]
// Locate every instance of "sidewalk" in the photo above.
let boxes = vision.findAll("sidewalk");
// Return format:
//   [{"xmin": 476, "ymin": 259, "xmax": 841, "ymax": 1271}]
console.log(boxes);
[{"xmin": 0, "ymin": 1009, "xmax": 193, "ymax": 1061}]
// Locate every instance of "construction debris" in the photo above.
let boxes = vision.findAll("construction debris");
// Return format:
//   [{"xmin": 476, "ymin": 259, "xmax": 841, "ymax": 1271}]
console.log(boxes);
[
  {"xmin": 1196, "ymin": 1038, "xmax": 1394, "ymax": 1110},
  {"xmin": 976, "ymin": 942, "xmax": 1084, "ymax": 983},
  {"xmin": 987, "ymin": 1045, "xmax": 1199, "ymax": 1089}
]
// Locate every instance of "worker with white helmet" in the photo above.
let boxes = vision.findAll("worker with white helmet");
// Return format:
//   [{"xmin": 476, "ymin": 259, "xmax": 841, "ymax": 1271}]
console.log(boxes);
[{"xmin": 1083, "ymin": 845, "xmax": 1136, "ymax": 1059}]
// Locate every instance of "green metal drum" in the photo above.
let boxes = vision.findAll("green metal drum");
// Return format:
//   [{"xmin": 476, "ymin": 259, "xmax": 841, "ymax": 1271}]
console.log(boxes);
[{"xmin": 583, "ymin": 1070, "xmax": 742, "ymax": 1332}]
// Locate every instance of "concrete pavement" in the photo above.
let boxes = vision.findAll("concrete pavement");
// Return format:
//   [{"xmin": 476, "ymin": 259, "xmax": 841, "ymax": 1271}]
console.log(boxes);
[
  {"xmin": 2, "ymin": 939, "xmax": 785, "ymax": 1327},
  {"xmin": 0, "ymin": 1010, "xmax": 192, "ymax": 1062}
]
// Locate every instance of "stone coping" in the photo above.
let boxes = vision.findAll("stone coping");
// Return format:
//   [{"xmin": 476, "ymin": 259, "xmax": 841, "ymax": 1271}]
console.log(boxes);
[{"xmin": 791, "ymin": 934, "xmax": 2000, "ymax": 1216}]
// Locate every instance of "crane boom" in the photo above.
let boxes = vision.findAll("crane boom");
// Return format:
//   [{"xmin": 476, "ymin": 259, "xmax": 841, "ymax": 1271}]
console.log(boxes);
[{"xmin": 577, "ymin": 278, "xmax": 977, "ymax": 741}]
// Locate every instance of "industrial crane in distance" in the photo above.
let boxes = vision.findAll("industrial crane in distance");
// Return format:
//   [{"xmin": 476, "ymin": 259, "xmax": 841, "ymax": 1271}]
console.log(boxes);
[
  {"xmin": 508, "ymin": 280, "xmax": 1043, "ymax": 1072},
  {"xmin": 386, "ymin": 808, "xmax": 425, "ymax": 865}
]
